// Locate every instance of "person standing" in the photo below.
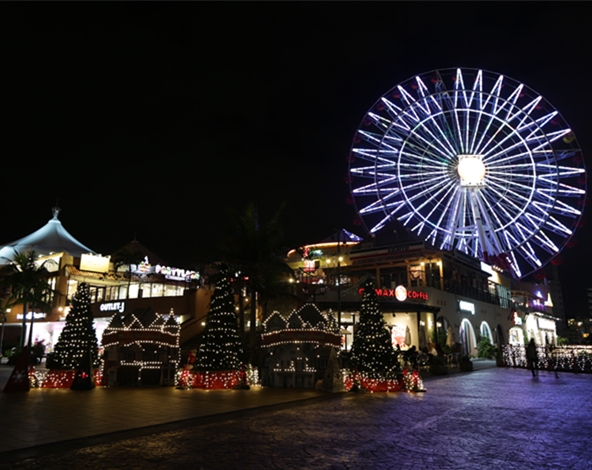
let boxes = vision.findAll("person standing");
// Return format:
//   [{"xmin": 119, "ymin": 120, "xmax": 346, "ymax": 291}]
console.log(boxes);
[{"xmin": 526, "ymin": 338, "xmax": 538, "ymax": 377}]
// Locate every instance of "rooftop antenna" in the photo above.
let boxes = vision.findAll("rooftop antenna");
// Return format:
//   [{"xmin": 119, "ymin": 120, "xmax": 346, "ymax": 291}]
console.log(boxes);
[{"xmin": 52, "ymin": 198, "xmax": 61, "ymax": 219}]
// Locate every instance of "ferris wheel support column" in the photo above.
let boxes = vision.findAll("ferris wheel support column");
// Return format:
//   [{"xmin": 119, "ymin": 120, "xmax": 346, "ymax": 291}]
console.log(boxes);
[{"xmin": 468, "ymin": 188, "xmax": 491, "ymax": 261}]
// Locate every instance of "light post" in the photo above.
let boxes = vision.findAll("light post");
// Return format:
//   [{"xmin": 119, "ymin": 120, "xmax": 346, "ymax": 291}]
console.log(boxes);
[
  {"xmin": 0, "ymin": 309, "xmax": 7, "ymax": 358},
  {"xmin": 337, "ymin": 234, "xmax": 342, "ymax": 330}
]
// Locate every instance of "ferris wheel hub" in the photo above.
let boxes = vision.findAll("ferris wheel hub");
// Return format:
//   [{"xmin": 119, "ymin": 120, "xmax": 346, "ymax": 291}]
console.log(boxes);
[{"xmin": 457, "ymin": 155, "xmax": 486, "ymax": 187}]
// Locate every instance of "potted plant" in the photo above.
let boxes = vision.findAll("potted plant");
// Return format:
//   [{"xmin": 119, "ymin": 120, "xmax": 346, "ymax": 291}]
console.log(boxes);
[{"xmin": 459, "ymin": 354, "xmax": 473, "ymax": 371}]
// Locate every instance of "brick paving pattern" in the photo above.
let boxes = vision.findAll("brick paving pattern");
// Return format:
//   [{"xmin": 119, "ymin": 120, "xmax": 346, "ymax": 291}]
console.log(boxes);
[{"xmin": 1, "ymin": 366, "xmax": 591, "ymax": 469}]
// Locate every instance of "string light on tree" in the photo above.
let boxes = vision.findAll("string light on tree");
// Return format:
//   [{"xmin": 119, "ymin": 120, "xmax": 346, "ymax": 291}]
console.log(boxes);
[
  {"xmin": 52, "ymin": 282, "xmax": 99, "ymax": 371},
  {"xmin": 350, "ymin": 281, "xmax": 401, "ymax": 386},
  {"xmin": 193, "ymin": 266, "xmax": 244, "ymax": 388}
]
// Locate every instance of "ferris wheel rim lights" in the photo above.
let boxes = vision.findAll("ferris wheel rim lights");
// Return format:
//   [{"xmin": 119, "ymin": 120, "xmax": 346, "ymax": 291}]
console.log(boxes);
[{"xmin": 348, "ymin": 67, "xmax": 587, "ymax": 279}]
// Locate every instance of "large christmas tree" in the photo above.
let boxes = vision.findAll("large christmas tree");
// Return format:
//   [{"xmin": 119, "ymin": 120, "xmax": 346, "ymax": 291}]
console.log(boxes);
[
  {"xmin": 194, "ymin": 267, "xmax": 243, "ymax": 372},
  {"xmin": 350, "ymin": 281, "xmax": 399, "ymax": 379},
  {"xmin": 53, "ymin": 282, "xmax": 99, "ymax": 370}
]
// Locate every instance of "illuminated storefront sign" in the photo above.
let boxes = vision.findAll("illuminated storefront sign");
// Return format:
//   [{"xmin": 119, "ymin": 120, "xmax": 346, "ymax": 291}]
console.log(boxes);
[
  {"xmin": 537, "ymin": 317, "xmax": 555, "ymax": 330},
  {"xmin": 130, "ymin": 256, "xmax": 199, "ymax": 281},
  {"xmin": 99, "ymin": 302, "xmax": 126, "ymax": 313},
  {"xmin": 358, "ymin": 286, "xmax": 428, "ymax": 301},
  {"xmin": 80, "ymin": 254, "xmax": 111, "ymax": 273},
  {"xmin": 303, "ymin": 260, "xmax": 316, "ymax": 272},
  {"xmin": 17, "ymin": 312, "xmax": 47, "ymax": 320},
  {"xmin": 458, "ymin": 300, "xmax": 475, "ymax": 315}
]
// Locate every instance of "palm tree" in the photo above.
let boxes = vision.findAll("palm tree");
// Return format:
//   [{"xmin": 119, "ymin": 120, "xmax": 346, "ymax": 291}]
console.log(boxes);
[
  {"xmin": 112, "ymin": 247, "xmax": 144, "ymax": 299},
  {"xmin": 221, "ymin": 202, "xmax": 294, "ymax": 365},
  {"xmin": 1, "ymin": 250, "xmax": 55, "ymax": 350}
]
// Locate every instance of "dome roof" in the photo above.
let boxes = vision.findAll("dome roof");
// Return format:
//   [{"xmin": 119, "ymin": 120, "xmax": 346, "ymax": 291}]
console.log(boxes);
[{"xmin": 0, "ymin": 207, "xmax": 95, "ymax": 263}]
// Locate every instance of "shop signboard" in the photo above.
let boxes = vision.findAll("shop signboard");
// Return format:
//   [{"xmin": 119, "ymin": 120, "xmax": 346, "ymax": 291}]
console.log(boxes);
[
  {"xmin": 458, "ymin": 300, "xmax": 475, "ymax": 315},
  {"xmin": 80, "ymin": 254, "xmax": 111, "ymax": 273},
  {"xmin": 130, "ymin": 256, "xmax": 199, "ymax": 281},
  {"xmin": 16, "ymin": 312, "xmax": 46, "ymax": 320},
  {"xmin": 357, "ymin": 286, "xmax": 428, "ymax": 301},
  {"xmin": 99, "ymin": 302, "xmax": 126, "ymax": 313},
  {"xmin": 537, "ymin": 317, "xmax": 555, "ymax": 330}
]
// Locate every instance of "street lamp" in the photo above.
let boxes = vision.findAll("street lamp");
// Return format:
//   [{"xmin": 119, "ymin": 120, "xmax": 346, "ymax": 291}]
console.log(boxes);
[{"xmin": 0, "ymin": 309, "xmax": 7, "ymax": 358}]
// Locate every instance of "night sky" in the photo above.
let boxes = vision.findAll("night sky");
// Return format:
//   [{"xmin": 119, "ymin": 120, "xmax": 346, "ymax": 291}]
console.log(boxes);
[{"xmin": 1, "ymin": 4, "xmax": 591, "ymax": 315}]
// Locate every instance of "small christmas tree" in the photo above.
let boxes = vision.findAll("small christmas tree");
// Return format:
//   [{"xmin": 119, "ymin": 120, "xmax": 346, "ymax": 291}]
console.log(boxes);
[
  {"xmin": 194, "ymin": 267, "xmax": 243, "ymax": 372},
  {"xmin": 53, "ymin": 282, "xmax": 99, "ymax": 370},
  {"xmin": 350, "ymin": 281, "xmax": 399, "ymax": 380}
]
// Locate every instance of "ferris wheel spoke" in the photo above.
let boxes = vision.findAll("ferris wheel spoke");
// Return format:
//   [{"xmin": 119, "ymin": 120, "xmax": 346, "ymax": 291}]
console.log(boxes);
[
  {"xmin": 557, "ymin": 182, "xmax": 586, "ymax": 196},
  {"xmin": 427, "ymin": 183, "xmax": 459, "ymax": 232},
  {"xmin": 369, "ymin": 202, "xmax": 410, "ymax": 233},
  {"xmin": 397, "ymin": 161, "xmax": 448, "ymax": 172},
  {"xmin": 366, "ymin": 112, "xmax": 393, "ymax": 132},
  {"xmin": 415, "ymin": 115, "xmax": 459, "ymax": 157},
  {"xmin": 412, "ymin": 179, "xmax": 457, "ymax": 216},
  {"xmin": 473, "ymin": 191, "xmax": 507, "ymax": 254},
  {"xmin": 402, "ymin": 118, "xmax": 458, "ymax": 160},
  {"xmin": 399, "ymin": 175, "xmax": 450, "ymax": 196},
  {"xmin": 398, "ymin": 168, "xmax": 449, "ymax": 181},
  {"xmin": 555, "ymin": 149, "xmax": 579, "ymax": 161},
  {"xmin": 509, "ymin": 96, "xmax": 542, "ymax": 130},
  {"xmin": 415, "ymin": 77, "xmax": 442, "ymax": 115},
  {"xmin": 352, "ymin": 177, "xmax": 398, "ymax": 195},
  {"xmin": 532, "ymin": 229, "xmax": 560, "ymax": 255},
  {"xmin": 480, "ymin": 190, "xmax": 525, "ymax": 240},
  {"xmin": 482, "ymin": 185, "xmax": 523, "ymax": 222},
  {"xmin": 544, "ymin": 215, "xmax": 573, "ymax": 236},
  {"xmin": 516, "ymin": 240, "xmax": 543, "ymax": 268},
  {"xmin": 359, "ymin": 198, "xmax": 405, "ymax": 215},
  {"xmin": 488, "ymin": 161, "xmax": 534, "ymax": 172},
  {"xmin": 481, "ymin": 120, "xmax": 547, "ymax": 162},
  {"xmin": 537, "ymin": 164, "xmax": 586, "ymax": 178},
  {"xmin": 488, "ymin": 174, "xmax": 535, "ymax": 194},
  {"xmin": 439, "ymin": 188, "xmax": 462, "ymax": 250},
  {"xmin": 399, "ymin": 139, "xmax": 453, "ymax": 164},
  {"xmin": 468, "ymin": 69, "xmax": 483, "ymax": 108},
  {"xmin": 483, "ymin": 147, "xmax": 535, "ymax": 166},
  {"xmin": 536, "ymin": 199, "xmax": 582, "ymax": 217},
  {"xmin": 476, "ymin": 96, "xmax": 544, "ymax": 157},
  {"xmin": 357, "ymin": 130, "xmax": 385, "ymax": 146},
  {"xmin": 487, "ymin": 177, "xmax": 534, "ymax": 206}
]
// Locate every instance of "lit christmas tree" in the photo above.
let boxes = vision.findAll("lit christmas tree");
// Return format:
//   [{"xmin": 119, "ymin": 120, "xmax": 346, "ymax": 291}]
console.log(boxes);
[
  {"xmin": 194, "ymin": 267, "xmax": 243, "ymax": 372},
  {"xmin": 350, "ymin": 281, "xmax": 399, "ymax": 380},
  {"xmin": 53, "ymin": 282, "xmax": 99, "ymax": 370}
]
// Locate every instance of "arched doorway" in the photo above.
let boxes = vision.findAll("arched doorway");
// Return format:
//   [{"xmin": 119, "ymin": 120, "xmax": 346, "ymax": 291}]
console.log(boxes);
[
  {"xmin": 460, "ymin": 319, "xmax": 477, "ymax": 355},
  {"xmin": 480, "ymin": 322, "xmax": 493, "ymax": 344}
]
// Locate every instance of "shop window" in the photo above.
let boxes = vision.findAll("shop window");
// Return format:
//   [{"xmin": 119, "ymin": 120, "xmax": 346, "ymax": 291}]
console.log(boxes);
[
  {"xmin": 89, "ymin": 286, "xmax": 105, "ymax": 303},
  {"xmin": 151, "ymin": 284, "xmax": 164, "ymax": 298},
  {"xmin": 164, "ymin": 284, "xmax": 183, "ymax": 297},
  {"xmin": 67, "ymin": 280, "xmax": 79, "ymax": 300},
  {"xmin": 119, "ymin": 286, "xmax": 128, "ymax": 300},
  {"xmin": 409, "ymin": 265, "xmax": 425, "ymax": 287},
  {"xmin": 128, "ymin": 284, "xmax": 139, "ymax": 299}
]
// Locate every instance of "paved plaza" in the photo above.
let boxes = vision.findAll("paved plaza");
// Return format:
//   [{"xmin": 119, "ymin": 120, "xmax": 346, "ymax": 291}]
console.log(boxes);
[{"xmin": 1, "ymin": 363, "xmax": 591, "ymax": 469}]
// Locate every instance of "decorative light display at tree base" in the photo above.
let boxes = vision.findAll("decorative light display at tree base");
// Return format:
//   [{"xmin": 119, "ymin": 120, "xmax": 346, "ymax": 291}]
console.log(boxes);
[
  {"xmin": 344, "ymin": 369, "xmax": 426, "ymax": 393},
  {"xmin": 193, "ymin": 370, "xmax": 242, "ymax": 389},
  {"xmin": 175, "ymin": 364, "xmax": 258, "ymax": 390},
  {"xmin": 28, "ymin": 369, "xmax": 103, "ymax": 389},
  {"xmin": 502, "ymin": 344, "xmax": 592, "ymax": 373}
]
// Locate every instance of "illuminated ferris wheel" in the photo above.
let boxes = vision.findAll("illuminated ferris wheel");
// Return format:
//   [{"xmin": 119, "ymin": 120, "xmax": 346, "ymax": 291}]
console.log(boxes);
[{"xmin": 348, "ymin": 68, "xmax": 587, "ymax": 279}]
